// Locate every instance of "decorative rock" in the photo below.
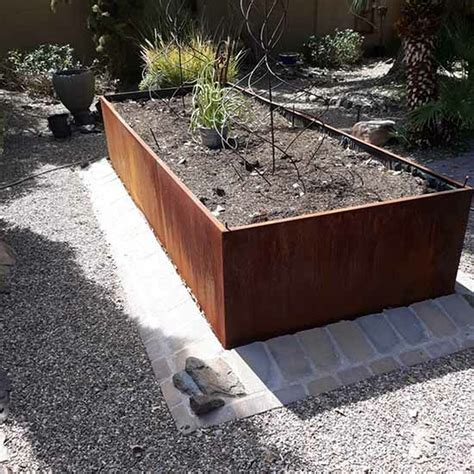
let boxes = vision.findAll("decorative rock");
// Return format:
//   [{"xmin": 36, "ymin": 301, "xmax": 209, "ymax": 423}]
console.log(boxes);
[
  {"xmin": 172, "ymin": 371, "xmax": 201, "ymax": 396},
  {"xmin": 185, "ymin": 357, "xmax": 246, "ymax": 397},
  {"xmin": 351, "ymin": 120, "xmax": 396, "ymax": 147},
  {"xmin": 189, "ymin": 394, "xmax": 225, "ymax": 416}
]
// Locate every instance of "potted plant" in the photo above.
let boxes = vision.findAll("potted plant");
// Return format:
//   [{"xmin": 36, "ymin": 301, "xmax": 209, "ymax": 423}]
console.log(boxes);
[
  {"xmin": 190, "ymin": 71, "xmax": 245, "ymax": 149},
  {"xmin": 52, "ymin": 69, "xmax": 95, "ymax": 124}
]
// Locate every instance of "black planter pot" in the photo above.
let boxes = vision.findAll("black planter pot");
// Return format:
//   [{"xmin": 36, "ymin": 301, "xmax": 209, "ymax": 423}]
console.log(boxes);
[
  {"xmin": 48, "ymin": 113, "xmax": 71, "ymax": 139},
  {"xmin": 52, "ymin": 69, "xmax": 95, "ymax": 116}
]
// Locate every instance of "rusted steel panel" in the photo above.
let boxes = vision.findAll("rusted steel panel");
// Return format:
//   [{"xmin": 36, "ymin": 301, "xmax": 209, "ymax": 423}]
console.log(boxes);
[
  {"xmin": 101, "ymin": 91, "xmax": 472, "ymax": 350},
  {"xmin": 222, "ymin": 189, "xmax": 472, "ymax": 347},
  {"xmin": 101, "ymin": 98, "xmax": 227, "ymax": 343}
]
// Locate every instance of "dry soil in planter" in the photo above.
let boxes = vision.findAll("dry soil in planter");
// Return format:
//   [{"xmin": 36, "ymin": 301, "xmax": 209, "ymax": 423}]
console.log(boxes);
[{"xmin": 115, "ymin": 96, "xmax": 430, "ymax": 227}]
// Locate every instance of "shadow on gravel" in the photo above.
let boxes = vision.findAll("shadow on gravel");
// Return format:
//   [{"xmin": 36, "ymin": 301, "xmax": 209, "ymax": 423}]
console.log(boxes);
[
  {"xmin": 0, "ymin": 221, "xmax": 305, "ymax": 471},
  {"xmin": 0, "ymin": 97, "xmax": 106, "ymax": 201}
]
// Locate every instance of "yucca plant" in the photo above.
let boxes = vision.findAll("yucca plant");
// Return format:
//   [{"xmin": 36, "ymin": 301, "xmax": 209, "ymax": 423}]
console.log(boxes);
[{"xmin": 139, "ymin": 33, "xmax": 241, "ymax": 90}]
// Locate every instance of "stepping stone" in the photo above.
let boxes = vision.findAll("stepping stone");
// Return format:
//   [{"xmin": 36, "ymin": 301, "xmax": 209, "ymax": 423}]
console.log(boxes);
[
  {"xmin": 384, "ymin": 307, "xmax": 428, "ymax": 345},
  {"xmin": 266, "ymin": 335, "xmax": 315, "ymax": 383},
  {"xmin": 410, "ymin": 300, "xmax": 457, "ymax": 338},
  {"xmin": 337, "ymin": 366, "xmax": 371, "ymax": 385},
  {"xmin": 297, "ymin": 327, "xmax": 341, "ymax": 371},
  {"xmin": 273, "ymin": 384, "xmax": 307, "ymax": 405},
  {"xmin": 399, "ymin": 348, "xmax": 429, "ymax": 366},
  {"xmin": 307, "ymin": 375, "xmax": 340, "ymax": 396},
  {"xmin": 0, "ymin": 242, "xmax": 15, "ymax": 266},
  {"xmin": 436, "ymin": 294, "xmax": 474, "ymax": 328},
  {"xmin": 426, "ymin": 340, "xmax": 457, "ymax": 358},
  {"xmin": 327, "ymin": 320, "xmax": 375, "ymax": 363},
  {"xmin": 370, "ymin": 356, "xmax": 400, "ymax": 375},
  {"xmin": 357, "ymin": 313, "xmax": 401, "ymax": 354},
  {"xmin": 235, "ymin": 342, "xmax": 283, "ymax": 390}
]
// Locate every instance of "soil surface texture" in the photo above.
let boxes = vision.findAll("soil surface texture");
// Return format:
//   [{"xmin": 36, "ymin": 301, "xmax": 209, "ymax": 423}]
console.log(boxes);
[{"xmin": 115, "ymin": 96, "xmax": 430, "ymax": 227}]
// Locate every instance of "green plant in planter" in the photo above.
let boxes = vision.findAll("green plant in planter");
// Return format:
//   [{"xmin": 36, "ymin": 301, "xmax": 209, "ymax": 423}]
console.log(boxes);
[{"xmin": 190, "ymin": 66, "xmax": 246, "ymax": 148}]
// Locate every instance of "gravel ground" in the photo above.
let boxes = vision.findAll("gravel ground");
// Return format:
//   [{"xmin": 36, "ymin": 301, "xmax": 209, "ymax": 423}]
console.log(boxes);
[{"xmin": 0, "ymin": 89, "xmax": 473, "ymax": 471}]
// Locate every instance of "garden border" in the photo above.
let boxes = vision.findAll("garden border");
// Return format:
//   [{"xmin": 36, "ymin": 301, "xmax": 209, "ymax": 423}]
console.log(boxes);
[{"xmin": 101, "ymin": 86, "xmax": 472, "ymax": 348}]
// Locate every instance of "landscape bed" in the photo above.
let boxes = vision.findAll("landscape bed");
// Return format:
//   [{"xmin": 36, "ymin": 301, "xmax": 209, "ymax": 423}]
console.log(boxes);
[{"xmin": 101, "ymin": 86, "xmax": 472, "ymax": 349}]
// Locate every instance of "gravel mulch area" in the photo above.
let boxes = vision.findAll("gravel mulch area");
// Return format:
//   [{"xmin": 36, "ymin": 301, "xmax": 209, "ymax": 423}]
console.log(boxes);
[{"xmin": 0, "ymin": 89, "xmax": 472, "ymax": 471}]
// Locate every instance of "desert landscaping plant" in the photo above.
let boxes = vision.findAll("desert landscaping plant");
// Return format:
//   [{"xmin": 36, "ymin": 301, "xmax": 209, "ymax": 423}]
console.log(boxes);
[
  {"xmin": 140, "ymin": 34, "xmax": 241, "ymax": 90},
  {"xmin": 303, "ymin": 29, "xmax": 364, "ymax": 68},
  {"xmin": 0, "ymin": 44, "xmax": 80, "ymax": 95}
]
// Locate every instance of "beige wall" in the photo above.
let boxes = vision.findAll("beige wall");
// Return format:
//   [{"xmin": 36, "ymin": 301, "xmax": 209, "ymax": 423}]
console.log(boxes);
[
  {"xmin": 0, "ymin": 0, "xmax": 94, "ymax": 62},
  {"xmin": 196, "ymin": 0, "xmax": 402, "ymax": 52}
]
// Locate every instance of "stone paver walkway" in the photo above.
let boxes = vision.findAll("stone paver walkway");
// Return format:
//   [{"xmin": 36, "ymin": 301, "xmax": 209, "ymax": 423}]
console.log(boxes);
[{"xmin": 82, "ymin": 159, "xmax": 474, "ymax": 434}]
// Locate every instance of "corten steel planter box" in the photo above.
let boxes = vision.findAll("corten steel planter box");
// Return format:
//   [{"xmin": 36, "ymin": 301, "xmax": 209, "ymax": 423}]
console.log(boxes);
[{"xmin": 101, "ymin": 87, "xmax": 473, "ymax": 349}]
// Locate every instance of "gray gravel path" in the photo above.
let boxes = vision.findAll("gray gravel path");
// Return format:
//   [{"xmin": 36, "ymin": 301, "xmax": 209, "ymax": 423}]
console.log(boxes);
[{"xmin": 0, "ymin": 90, "xmax": 473, "ymax": 471}]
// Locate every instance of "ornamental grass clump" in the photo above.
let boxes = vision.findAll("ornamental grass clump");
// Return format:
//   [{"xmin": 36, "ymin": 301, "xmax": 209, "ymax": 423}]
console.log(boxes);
[{"xmin": 139, "ymin": 34, "xmax": 241, "ymax": 90}]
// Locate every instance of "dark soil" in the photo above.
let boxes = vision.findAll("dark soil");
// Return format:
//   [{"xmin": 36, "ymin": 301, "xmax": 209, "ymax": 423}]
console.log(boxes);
[{"xmin": 115, "ymin": 95, "xmax": 430, "ymax": 227}]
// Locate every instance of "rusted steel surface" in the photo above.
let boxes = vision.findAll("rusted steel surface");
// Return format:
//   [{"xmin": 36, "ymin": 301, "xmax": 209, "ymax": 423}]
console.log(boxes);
[
  {"xmin": 102, "ymin": 90, "xmax": 472, "ymax": 349},
  {"xmin": 222, "ymin": 190, "xmax": 472, "ymax": 347},
  {"xmin": 101, "ymin": 97, "xmax": 227, "ymax": 343}
]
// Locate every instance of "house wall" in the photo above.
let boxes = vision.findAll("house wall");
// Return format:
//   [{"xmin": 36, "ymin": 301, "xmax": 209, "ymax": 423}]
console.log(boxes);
[{"xmin": 0, "ymin": 0, "xmax": 95, "ymax": 62}]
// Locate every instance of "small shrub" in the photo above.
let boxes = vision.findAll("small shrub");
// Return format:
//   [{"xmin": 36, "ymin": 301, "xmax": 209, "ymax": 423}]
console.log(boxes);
[
  {"xmin": 0, "ymin": 44, "xmax": 80, "ymax": 95},
  {"xmin": 303, "ymin": 29, "xmax": 364, "ymax": 68},
  {"xmin": 139, "ymin": 34, "xmax": 241, "ymax": 90},
  {"xmin": 410, "ymin": 76, "xmax": 474, "ymax": 145}
]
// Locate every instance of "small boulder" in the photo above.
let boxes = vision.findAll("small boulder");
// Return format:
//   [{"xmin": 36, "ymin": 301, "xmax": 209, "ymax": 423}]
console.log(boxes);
[
  {"xmin": 185, "ymin": 356, "xmax": 246, "ymax": 397},
  {"xmin": 189, "ymin": 394, "xmax": 225, "ymax": 416},
  {"xmin": 351, "ymin": 120, "xmax": 396, "ymax": 147}
]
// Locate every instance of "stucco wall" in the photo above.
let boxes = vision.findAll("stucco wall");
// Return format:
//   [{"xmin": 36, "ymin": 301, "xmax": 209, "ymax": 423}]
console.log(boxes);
[
  {"xmin": 196, "ymin": 0, "xmax": 402, "ymax": 52},
  {"xmin": 0, "ymin": 0, "xmax": 94, "ymax": 62}
]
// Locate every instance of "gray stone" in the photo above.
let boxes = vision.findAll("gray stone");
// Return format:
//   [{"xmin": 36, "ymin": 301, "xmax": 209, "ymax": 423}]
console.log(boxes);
[
  {"xmin": 410, "ymin": 300, "xmax": 458, "ymax": 338},
  {"xmin": 173, "ymin": 371, "xmax": 202, "ymax": 396},
  {"xmin": 370, "ymin": 357, "xmax": 400, "ymax": 375},
  {"xmin": 0, "ymin": 242, "xmax": 16, "ymax": 266},
  {"xmin": 297, "ymin": 327, "xmax": 341, "ymax": 372},
  {"xmin": 190, "ymin": 394, "xmax": 225, "ymax": 416},
  {"xmin": 426, "ymin": 340, "xmax": 457, "ymax": 359},
  {"xmin": 273, "ymin": 384, "xmax": 307, "ymax": 405},
  {"xmin": 266, "ymin": 335, "xmax": 315, "ymax": 383},
  {"xmin": 399, "ymin": 349, "xmax": 429, "ymax": 367},
  {"xmin": 357, "ymin": 314, "xmax": 401, "ymax": 354},
  {"xmin": 436, "ymin": 294, "xmax": 474, "ymax": 328},
  {"xmin": 235, "ymin": 342, "xmax": 283, "ymax": 390},
  {"xmin": 337, "ymin": 366, "xmax": 371, "ymax": 386},
  {"xmin": 307, "ymin": 376, "xmax": 341, "ymax": 396},
  {"xmin": 384, "ymin": 307, "xmax": 428, "ymax": 345},
  {"xmin": 0, "ymin": 369, "xmax": 11, "ymax": 423},
  {"xmin": 185, "ymin": 357, "xmax": 246, "ymax": 397},
  {"xmin": 327, "ymin": 321, "xmax": 375, "ymax": 363}
]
